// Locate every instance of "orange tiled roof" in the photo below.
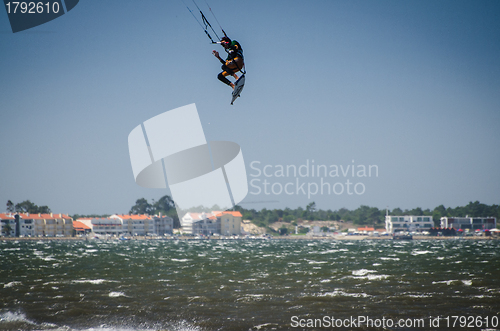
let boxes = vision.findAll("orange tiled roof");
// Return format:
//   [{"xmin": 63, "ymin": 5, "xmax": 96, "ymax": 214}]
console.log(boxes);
[
  {"xmin": 1, "ymin": 213, "xmax": 71, "ymax": 220},
  {"xmin": 25, "ymin": 214, "xmax": 46, "ymax": 220},
  {"xmin": 18, "ymin": 213, "xmax": 72, "ymax": 220},
  {"xmin": 186, "ymin": 213, "xmax": 209, "ymax": 220},
  {"xmin": 222, "ymin": 211, "xmax": 242, "ymax": 217},
  {"xmin": 73, "ymin": 221, "xmax": 91, "ymax": 230},
  {"xmin": 113, "ymin": 214, "xmax": 151, "ymax": 220},
  {"xmin": 357, "ymin": 226, "xmax": 375, "ymax": 231}
]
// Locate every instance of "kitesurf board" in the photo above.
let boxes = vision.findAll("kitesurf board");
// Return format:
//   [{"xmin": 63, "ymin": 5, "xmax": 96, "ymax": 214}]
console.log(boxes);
[{"xmin": 231, "ymin": 75, "xmax": 245, "ymax": 105}]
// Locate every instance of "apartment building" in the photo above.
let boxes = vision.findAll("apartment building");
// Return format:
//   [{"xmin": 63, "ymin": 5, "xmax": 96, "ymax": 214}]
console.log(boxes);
[
  {"xmin": 220, "ymin": 211, "xmax": 242, "ymax": 236},
  {"xmin": 440, "ymin": 216, "xmax": 496, "ymax": 230},
  {"xmin": 91, "ymin": 217, "xmax": 123, "ymax": 236},
  {"xmin": 1, "ymin": 213, "xmax": 73, "ymax": 237},
  {"xmin": 385, "ymin": 215, "xmax": 434, "ymax": 233}
]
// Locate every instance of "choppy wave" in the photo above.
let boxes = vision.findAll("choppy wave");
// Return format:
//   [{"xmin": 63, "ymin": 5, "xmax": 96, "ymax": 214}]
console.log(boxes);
[{"xmin": 1, "ymin": 239, "xmax": 499, "ymax": 330}]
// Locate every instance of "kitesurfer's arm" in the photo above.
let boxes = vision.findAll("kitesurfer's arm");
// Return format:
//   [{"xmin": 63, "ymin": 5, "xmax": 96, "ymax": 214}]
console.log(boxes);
[{"xmin": 212, "ymin": 50, "xmax": 225, "ymax": 64}]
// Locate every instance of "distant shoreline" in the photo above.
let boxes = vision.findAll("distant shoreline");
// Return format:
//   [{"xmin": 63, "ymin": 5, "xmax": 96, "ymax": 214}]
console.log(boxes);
[{"xmin": 1, "ymin": 235, "xmax": 498, "ymax": 241}]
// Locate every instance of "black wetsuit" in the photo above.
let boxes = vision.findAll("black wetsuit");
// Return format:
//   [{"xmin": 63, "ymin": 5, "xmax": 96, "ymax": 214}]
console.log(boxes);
[{"xmin": 218, "ymin": 40, "xmax": 244, "ymax": 86}]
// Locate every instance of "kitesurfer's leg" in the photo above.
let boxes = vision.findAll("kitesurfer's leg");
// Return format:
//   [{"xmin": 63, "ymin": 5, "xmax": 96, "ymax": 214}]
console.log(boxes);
[
  {"xmin": 221, "ymin": 62, "xmax": 240, "ymax": 82},
  {"xmin": 228, "ymin": 57, "xmax": 244, "ymax": 80},
  {"xmin": 218, "ymin": 72, "xmax": 235, "ymax": 89}
]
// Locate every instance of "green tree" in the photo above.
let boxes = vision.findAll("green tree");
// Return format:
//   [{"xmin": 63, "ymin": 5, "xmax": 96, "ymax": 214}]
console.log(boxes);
[
  {"xmin": 351, "ymin": 205, "xmax": 382, "ymax": 225},
  {"xmin": 298, "ymin": 227, "xmax": 309, "ymax": 234},
  {"xmin": 265, "ymin": 213, "xmax": 279, "ymax": 225},
  {"xmin": 301, "ymin": 202, "xmax": 317, "ymax": 220},
  {"xmin": 152, "ymin": 195, "xmax": 175, "ymax": 214},
  {"xmin": 129, "ymin": 198, "xmax": 153, "ymax": 215},
  {"xmin": 14, "ymin": 200, "xmax": 51, "ymax": 214},
  {"xmin": 408, "ymin": 207, "xmax": 424, "ymax": 216},
  {"xmin": 6, "ymin": 200, "xmax": 14, "ymax": 213},
  {"xmin": 432, "ymin": 205, "xmax": 446, "ymax": 226},
  {"xmin": 2, "ymin": 223, "xmax": 13, "ymax": 236},
  {"xmin": 391, "ymin": 208, "xmax": 403, "ymax": 216}
]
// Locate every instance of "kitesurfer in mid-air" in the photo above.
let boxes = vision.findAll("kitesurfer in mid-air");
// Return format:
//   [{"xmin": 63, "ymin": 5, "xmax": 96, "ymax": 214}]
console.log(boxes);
[{"xmin": 212, "ymin": 36, "xmax": 244, "ymax": 89}]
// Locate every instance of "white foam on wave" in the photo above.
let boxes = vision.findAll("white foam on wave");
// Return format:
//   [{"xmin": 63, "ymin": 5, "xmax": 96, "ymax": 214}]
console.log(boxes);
[
  {"xmin": 307, "ymin": 260, "xmax": 328, "ymax": 264},
  {"xmin": 407, "ymin": 293, "xmax": 433, "ymax": 298},
  {"xmin": 352, "ymin": 269, "xmax": 376, "ymax": 276},
  {"xmin": 0, "ymin": 311, "xmax": 33, "ymax": 323},
  {"xmin": 42, "ymin": 256, "xmax": 57, "ymax": 261},
  {"xmin": 167, "ymin": 320, "xmax": 204, "ymax": 331},
  {"xmin": 350, "ymin": 269, "xmax": 389, "ymax": 280},
  {"xmin": 379, "ymin": 256, "xmax": 400, "ymax": 261},
  {"xmin": 411, "ymin": 250, "xmax": 433, "ymax": 256},
  {"xmin": 253, "ymin": 322, "xmax": 278, "ymax": 330},
  {"xmin": 76, "ymin": 328, "xmax": 155, "ymax": 331},
  {"xmin": 171, "ymin": 258, "xmax": 191, "ymax": 262},
  {"xmin": 4, "ymin": 281, "xmax": 22, "ymax": 288},
  {"xmin": 73, "ymin": 279, "xmax": 109, "ymax": 285},
  {"xmin": 355, "ymin": 274, "xmax": 390, "ymax": 281},
  {"xmin": 109, "ymin": 291, "xmax": 127, "ymax": 298},
  {"xmin": 318, "ymin": 249, "xmax": 339, "ymax": 254},
  {"xmin": 318, "ymin": 289, "xmax": 371, "ymax": 298},
  {"xmin": 432, "ymin": 280, "xmax": 459, "ymax": 286}
]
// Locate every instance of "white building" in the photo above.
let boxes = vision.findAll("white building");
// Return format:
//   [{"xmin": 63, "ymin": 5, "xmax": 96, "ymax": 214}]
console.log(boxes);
[
  {"xmin": 220, "ymin": 211, "xmax": 242, "ymax": 236},
  {"xmin": 15, "ymin": 213, "xmax": 73, "ymax": 237},
  {"xmin": 385, "ymin": 215, "xmax": 434, "ymax": 233},
  {"xmin": 151, "ymin": 214, "xmax": 174, "ymax": 236},
  {"xmin": 17, "ymin": 215, "xmax": 35, "ymax": 237},
  {"xmin": 92, "ymin": 217, "xmax": 124, "ymax": 236},
  {"xmin": 1, "ymin": 213, "xmax": 73, "ymax": 237},
  {"xmin": 440, "ymin": 217, "xmax": 496, "ymax": 230},
  {"xmin": 192, "ymin": 213, "xmax": 220, "ymax": 235},
  {"xmin": 90, "ymin": 214, "xmax": 174, "ymax": 237},
  {"xmin": 182, "ymin": 211, "xmax": 242, "ymax": 235},
  {"xmin": 75, "ymin": 218, "xmax": 93, "ymax": 230},
  {"xmin": 0, "ymin": 213, "xmax": 16, "ymax": 237},
  {"xmin": 181, "ymin": 212, "xmax": 205, "ymax": 235},
  {"xmin": 113, "ymin": 214, "xmax": 154, "ymax": 236}
]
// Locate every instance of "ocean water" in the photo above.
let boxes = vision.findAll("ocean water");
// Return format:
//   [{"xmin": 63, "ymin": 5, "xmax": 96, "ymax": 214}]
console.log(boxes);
[{"xmin": 1, "ymin": 239, "xmax": 499, "ymax": 330}]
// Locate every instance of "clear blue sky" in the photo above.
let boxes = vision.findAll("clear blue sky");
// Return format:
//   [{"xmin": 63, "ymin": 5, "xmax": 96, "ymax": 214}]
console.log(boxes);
[{"xmin": 1, "ymin": 0, "xmax": 499, "ymax": 215}]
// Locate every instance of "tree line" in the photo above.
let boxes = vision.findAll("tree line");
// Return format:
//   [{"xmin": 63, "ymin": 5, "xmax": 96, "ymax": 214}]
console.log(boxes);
[
  {"xmin": 5, "ymin": 200, "xmax": 51, "ymax": 214},
  {"xmin": 5, "ymin": 199, "xmax": 498, "ymax": 230},
  {"xmin": 127, "ymin": 196, "xmax": 180, "ymax": 228},
  {"xmin": 234, "ymin": 201, "xmax": 500, "ymax": 229}
]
